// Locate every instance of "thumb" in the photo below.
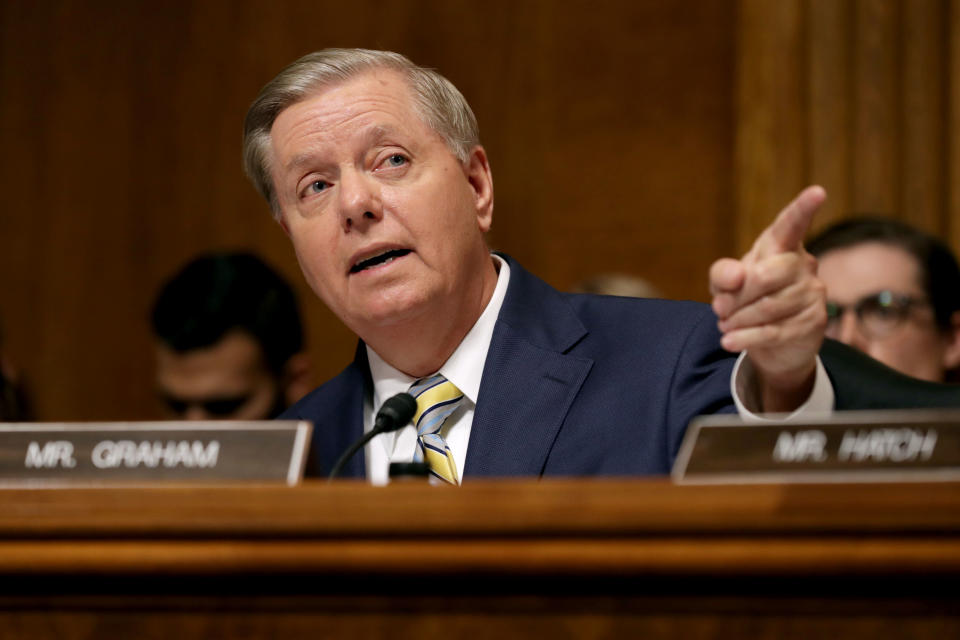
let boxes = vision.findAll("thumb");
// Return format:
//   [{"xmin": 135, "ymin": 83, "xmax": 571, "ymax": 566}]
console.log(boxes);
[{"xmin": 709, "ymin": 257, "xmax": 746, "ymax": 295}]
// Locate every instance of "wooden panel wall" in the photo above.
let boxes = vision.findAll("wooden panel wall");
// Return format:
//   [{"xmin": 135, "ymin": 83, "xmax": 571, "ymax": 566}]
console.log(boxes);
[
  {"xmin": 736, "ymin": 0, "xmax": 960, "ymax": 252},
  {"xmin": 0, "ymin": 0, "xmax": 736, "ymax": 420},
  {"xmin": 8, "ymin": 0, "xmax": 957, "ymax": 422}
]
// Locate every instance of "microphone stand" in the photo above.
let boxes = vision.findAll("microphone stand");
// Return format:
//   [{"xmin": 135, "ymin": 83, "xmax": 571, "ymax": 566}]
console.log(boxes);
[
  {"xmin": 327, "ymin": 392, "xmax": 417, "ymax": 481},
  {"xmin": 328, "ymin": 428, "xmax": 383, "ymax": 480}
]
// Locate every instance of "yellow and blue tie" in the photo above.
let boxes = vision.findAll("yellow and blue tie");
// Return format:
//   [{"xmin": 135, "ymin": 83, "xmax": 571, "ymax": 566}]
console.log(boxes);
[{"xmin": 408, "ymin": 374, "xmax": 464, "ymax": 485}]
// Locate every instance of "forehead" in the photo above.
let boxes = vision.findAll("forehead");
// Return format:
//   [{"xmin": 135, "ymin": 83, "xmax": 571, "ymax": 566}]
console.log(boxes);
[
  {"xmin": 156, "ymin": 331, "xmax": 271, "ymax": 394},
  {"xmin": 270, "ymin": 70, "xmax": 430, "ymax": 160},
  {"xmin": 817, "ymin": 241, "xmax": 924, "ymax": 301}
]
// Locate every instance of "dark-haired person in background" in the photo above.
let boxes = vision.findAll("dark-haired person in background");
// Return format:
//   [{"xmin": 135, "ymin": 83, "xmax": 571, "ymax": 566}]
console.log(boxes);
[
  {"xmin": 0, "ymin": 321, "xmax": 31, "ymax": 422},
  {"xmin": 808, "ymin": 218, "xmax": 960, "ymax": 383},
  {"xmin": 151, "ymin": 252, "xmax": 312, "ymax": 420},
  {"xmin": 570, "ymin": 273, "xmax": 662, "ymax": 299}
]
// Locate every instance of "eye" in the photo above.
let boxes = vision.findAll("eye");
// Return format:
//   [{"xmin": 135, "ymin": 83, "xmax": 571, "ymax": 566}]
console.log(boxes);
[
  {"xmin": 203, "ymin": 395, "xmax": 251, "ymax": 416},
  {"xmin": 868, "ymin": 302, "xmax": 900, "ymax": 321},
  {"xmin": 861, "ymin": 292, "xmax": 907, "ymax": 322},
  {"xmin": 308, "ymin": 180, "xmax": 329, "ymax": 194},
  {"xmin": 824, "ymin": 301, "xmax": 842, "ymax": 322},
  {"xmin": 162, "ymin": 395, "xmax": 188, "ymax": 416},
  {"xmin": 382, "ymin": 153, "xmax": 408, "ymax": 168}
]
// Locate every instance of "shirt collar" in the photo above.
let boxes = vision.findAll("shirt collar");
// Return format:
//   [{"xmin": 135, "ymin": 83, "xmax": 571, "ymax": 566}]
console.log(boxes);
[{"xmin": 368, "ymin": 254, "xmax": 511, "ymax": 407}]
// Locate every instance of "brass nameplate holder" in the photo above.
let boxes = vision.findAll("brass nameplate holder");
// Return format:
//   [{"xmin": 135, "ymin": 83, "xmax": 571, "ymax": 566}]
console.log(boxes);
[
  {"xmin": 0, "ymin": 421, "xmax": 312, "ymax": 487},
  {"xmin": 672, "ymin": 409, "xmax": 960, "ymax": 484}
]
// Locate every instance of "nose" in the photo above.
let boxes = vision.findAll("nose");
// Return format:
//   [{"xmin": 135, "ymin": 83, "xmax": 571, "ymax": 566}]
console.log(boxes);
[
  {"xmin": 337, "ymin": 170, "xmax": 383, "ymax": 232},
  {"xmin": 835, "ymin": 309, "xmax": 869, "ymax": 349},
  {"xmin": 183, "ymin": 405, "xmax": 210, "ymax": 421}
]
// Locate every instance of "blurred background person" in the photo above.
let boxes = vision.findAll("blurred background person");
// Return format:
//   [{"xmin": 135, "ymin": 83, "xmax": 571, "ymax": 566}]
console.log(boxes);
[
  {"xmin": 0, "ymin": 320, "xmax": 32, "ymax": 422},
  {"xmin": 151, "ymin": 252, "xmax": 312, "ymax": 420},
  {"xmin": 570, "ymin": 273, "xmax": 663, "ymax": 299},
  {"xmin": 807, "ymin": 217, "xmax": 960, "ymax": 383}
]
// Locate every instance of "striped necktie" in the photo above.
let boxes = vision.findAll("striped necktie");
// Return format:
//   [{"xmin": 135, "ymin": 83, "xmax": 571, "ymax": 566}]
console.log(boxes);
[{"xmin": 408, "ymin": 374, "xmax": 464, "ymax": 485}]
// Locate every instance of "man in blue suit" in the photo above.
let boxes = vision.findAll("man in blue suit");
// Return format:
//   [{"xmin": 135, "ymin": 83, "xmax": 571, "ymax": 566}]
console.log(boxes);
[{"xmin": 242, "ymin": 49, "xmax": 833, "ymax": 482}]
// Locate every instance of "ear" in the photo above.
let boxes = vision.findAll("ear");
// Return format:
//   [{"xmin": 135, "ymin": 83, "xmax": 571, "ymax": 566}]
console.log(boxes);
[
  {"xmin": 941, "ymin": 310, "xmax": 960, "ymax": 371},
  {"xmin": 464, "ymin": 146, "xmax": 494, "ymax": 233},
  {"xmin": 281, "ymin": 352, "xmax": 313, "ymax": 406}
]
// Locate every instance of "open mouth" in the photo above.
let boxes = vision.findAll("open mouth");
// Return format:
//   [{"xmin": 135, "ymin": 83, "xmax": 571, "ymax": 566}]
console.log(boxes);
[{"xmin": 350, "ymin": 249, "xmax": 412, "ymax": 274}]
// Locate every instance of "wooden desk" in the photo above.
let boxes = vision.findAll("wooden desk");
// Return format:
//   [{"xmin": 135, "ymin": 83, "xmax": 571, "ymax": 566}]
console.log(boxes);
[{"xmin": 0, "ymin": 479, "xmax": 957, "ymax": 638}]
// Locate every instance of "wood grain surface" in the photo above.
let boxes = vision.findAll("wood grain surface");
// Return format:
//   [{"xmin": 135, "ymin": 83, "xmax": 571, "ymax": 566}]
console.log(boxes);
[{"xmin": 0, "ymin": 479, "xmax": 956, "ymax": 638}]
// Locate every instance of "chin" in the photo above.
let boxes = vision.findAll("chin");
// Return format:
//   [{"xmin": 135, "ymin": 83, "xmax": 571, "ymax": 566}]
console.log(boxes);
[{"xmin": 347, "ymin": 290, "xmax": 435, "ymax": 332}]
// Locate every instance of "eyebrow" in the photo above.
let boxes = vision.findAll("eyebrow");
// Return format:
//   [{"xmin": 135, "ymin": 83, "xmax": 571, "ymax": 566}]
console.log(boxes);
[{"xmin": 283, "ymin": 125, "xmax": 401, "ymax": 173}]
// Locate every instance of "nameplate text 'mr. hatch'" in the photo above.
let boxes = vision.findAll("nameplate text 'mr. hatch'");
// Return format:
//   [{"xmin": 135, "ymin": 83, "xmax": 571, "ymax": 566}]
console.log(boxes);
[
  {"xmin": 672, "ymin": 409, "xmax": 960, "ymax": 484},
  {"xmin": 0, "ymin": 422, "xmax": 311, "ymax": 487}
]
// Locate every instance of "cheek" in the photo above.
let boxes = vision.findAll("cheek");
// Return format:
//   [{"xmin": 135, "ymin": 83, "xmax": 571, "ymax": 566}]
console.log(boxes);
[
  {"xmin": 386, "ymin": 173, "xmax": 474, "ymax": 231},
  {"xmin": 870, "ymin": 330, "xmax": 942, "ymax": 368},
  {"xmin": 238, "ymin": 382, "xmax": 280, "ymax": 420},
  {"xmin": 429, "ymin": 190, "xmax": 482, "ymax": 248},
  {"xmin": 287, "ymin": 224, "xmax": 340, "ymax": 295},
  {"xmin": 287, "ymin": 211, "xmax": 336, "ymax": 254}
]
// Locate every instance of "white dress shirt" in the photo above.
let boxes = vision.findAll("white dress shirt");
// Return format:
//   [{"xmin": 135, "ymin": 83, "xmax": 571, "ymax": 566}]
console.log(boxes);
[
  {"xmin": 364, "ymin": 255, "xmax": 511, "ymax": 485},
  {"xmin": 363, "ymin": 255, "xmax": 833, "ymax": 484}
]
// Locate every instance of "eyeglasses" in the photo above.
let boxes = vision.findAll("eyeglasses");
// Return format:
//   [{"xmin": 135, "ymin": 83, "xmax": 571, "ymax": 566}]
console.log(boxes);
[
  {"xmin": 162, "ymin": 394, "xmax": 252, "ymax": 417},
  {"xmin": 825, "ymin": 290, "xmax": 929, "ymax": 339}
]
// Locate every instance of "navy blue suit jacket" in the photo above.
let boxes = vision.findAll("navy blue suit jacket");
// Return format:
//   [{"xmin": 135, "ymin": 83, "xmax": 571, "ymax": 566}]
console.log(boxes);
[{"xmin": 282, "ymin": 255, "xmax": 738, "ymax": 479}]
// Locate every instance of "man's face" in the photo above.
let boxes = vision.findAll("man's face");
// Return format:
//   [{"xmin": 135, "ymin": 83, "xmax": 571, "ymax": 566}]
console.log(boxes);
[
  {"xmin": 155, "ymin": 331, "xmax": 283, "ymax": 420},
  {"xmin": 268, "ymin": 70, "xmax": 493, "ymax": 341},
  {"xmin": 817, "ymin": 242, "xmax": 955, "ymax": 382}
]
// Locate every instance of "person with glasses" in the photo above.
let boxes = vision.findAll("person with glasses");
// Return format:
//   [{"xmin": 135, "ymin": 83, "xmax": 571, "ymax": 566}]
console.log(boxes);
[
  {"xmin": 151, "ymin": 252, "xmax": 313, "ymax": 420},
  {"xmin": 807, "ymin": 218, "xmax": 960, "ymax": 383}
]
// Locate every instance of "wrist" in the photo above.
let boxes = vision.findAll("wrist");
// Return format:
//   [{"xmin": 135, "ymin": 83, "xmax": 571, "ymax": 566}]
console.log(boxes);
[{"xmin": 758, "ymin": 361, "xmax": 817, "ymax": 413}]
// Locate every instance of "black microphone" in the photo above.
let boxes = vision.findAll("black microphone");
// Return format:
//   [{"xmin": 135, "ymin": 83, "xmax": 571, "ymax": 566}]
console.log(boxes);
[{"xmin": 327, "ymin": 392, "xmax": 418, "ymax": 481}]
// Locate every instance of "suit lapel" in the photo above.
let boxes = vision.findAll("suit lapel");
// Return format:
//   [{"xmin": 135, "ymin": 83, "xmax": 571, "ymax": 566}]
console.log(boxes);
[
  {"xmin": 464, "ymin": 256, "xmax": 593, "ymax": 477},
  {"xmin": 312, "ymin": 343, "xmax": 371, "ymax": 478}
]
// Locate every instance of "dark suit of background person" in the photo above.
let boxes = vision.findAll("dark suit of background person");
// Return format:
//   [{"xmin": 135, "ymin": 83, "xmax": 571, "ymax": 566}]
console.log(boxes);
[{"xmin": 819, "ymin": 338, "xmax": 960, "ymax": 410}]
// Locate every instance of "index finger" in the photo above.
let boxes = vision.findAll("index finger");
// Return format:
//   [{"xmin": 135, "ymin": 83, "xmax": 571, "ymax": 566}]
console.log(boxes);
[{"xmin": 754, "ymin": 185, "xmax": 826, "ymax": 258}]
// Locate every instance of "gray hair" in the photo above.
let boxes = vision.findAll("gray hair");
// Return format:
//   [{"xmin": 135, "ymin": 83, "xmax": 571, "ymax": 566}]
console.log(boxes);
[{"xmin": 243, "ymin": 48, "xmax": 480, "ymax": 219}]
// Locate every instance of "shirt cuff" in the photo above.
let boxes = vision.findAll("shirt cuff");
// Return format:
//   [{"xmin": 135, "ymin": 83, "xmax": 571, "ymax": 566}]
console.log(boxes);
[{"xmin": 731, "ymin": 352, "xmax": 834, "ymax": 422}]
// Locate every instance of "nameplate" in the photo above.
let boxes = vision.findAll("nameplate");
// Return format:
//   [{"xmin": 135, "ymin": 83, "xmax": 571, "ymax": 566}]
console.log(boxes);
[
  {"xmin": 0, "ymin": 421, "xmax": 312, "ymax": 487},
  {"xmin": 672, "ymin": 410, "xmax": 960, "ymax": 484}
]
